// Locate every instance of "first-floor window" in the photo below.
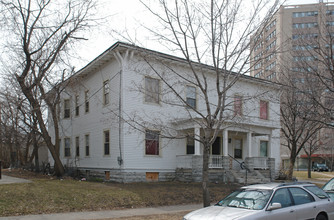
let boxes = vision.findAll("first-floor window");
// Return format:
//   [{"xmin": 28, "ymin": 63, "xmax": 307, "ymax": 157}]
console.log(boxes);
[
  {"xmin": 104, "ymin": 130, "xmax": 110, "ymax": 155},
  {"xmin": 64, "ymin": 137, "xmax": 71, "ymax": 157},
  {"xmin": 75, "ymin": 136, "xmax": 80, "ymax": 157},
  {"xmin": 85, "ymin": 134, "xmax": 90, "ymax": 156},
  {"xmin": 186, "ymin": 136, "xmax": 194, "ymax": 155},
  {"xmin": 260, "ymin": 141, "xmax": 268, "ymax": 157},
  {"xmin": 234, "ymin": 139, "xmax": 242, "ymax": 159},
  {"xmin": 145, "ymin": 130, "xmax": 160, "ymax": 155}
]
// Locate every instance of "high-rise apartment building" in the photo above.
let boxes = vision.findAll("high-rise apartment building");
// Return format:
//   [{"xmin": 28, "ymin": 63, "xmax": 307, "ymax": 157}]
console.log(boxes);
[
  {"xmin": 250, "ymin": 2, "xmax": 334, "ymax": 81},
  {"xmin": 250, "ymin": 2, "xmax": 334, "ymax": 170}
]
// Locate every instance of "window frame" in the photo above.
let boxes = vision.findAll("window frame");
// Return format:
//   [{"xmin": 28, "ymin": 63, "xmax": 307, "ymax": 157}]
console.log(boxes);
[
  {"xmin": 260, "ymin": 140, "xmax": 268, "ymax": 157},
  {"xmin": 75, "ymin": 136, "xmax": 80, "ymax": 157},
  {"xmin": 85, "ymin": 90, "xmax": 89, "ymax": 113},
  {"xmin": 186, "ymin": 136, "xmax": 195, "ymax": 155},
  {"xmin": 104, "ymin": 130, "xmax": 110, "ymax": 156},
  {"xmin": 145, "ymin": 129, "xmax": 160, "ymax": 156},
  {"xmin": 103, "ymin": 80, "xmax": 110, "ymax": 106},
  {"xmin": 85, "ymin": 134, "xmax": 90, "ymax": 157},
  {"xmin": 260, "ymin": 100, "xmax": 269, "ymax": 120},
  {"xmin": 64, "ymin": 137, "xmax": 71, "ymax": 158},
  {"xmin": 144, "ymin": 76, "xmax": 160, "ymax": 104},
  {"xmin": 186, "ymin": 85, "xmax": 197, "ymax": 109},
  {"xmin": 64, "ymin": 99, "xmax": 71, "ymax": 119},
  {"xmin": 234, "ymin": 95, "xmax": 243, "ymax": 116},
  {"xmin": 75, "ymin": 95, "xmax": 79, "ymax": 116},
  {"xmin": 234, "ymin": 138, "xmax": 243, "ymax": 159}
]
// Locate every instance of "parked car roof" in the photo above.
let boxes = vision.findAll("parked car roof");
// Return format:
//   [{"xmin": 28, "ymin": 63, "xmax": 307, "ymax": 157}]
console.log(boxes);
[{"xmin": 241, "ymin": 182, "xmax": 314, "ymax": 190}]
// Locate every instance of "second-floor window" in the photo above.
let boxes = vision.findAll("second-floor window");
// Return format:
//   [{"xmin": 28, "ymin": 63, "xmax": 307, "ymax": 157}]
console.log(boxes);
[
  {"xmin": 64, "ymin": 99, "xmax": 70, "ymax": 119},
  {"xmin": 75, "ymin": 95, "xmax": 79, "ymax": 116},
  {"xmin": 104, "ymin": 130, "xmax": 110, "ymax": 155},
  {"xmin": 260, "ymin": 100, "xmax": 269, "ymax": 120},
  {"xmin": 234, "ymin": 95, "xmax": 243, "ymax": 116},
  {"xmin": 145, "ymin": 76, "xmax": 160, "ymax": 104},
  {"xmin": 85, "ymin": 90, "xmax": 89, "ymax": 113},
  {"xmin": 186, "ymin": 86, "xmax": 196, "ymax": 109},
  {"xmin": 103, "ymin": 80, "xmax": 110, "ymax": 105}
]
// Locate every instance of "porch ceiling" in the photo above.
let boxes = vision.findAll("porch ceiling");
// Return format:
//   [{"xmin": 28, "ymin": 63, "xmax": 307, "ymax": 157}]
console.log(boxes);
[{"xmin": 172, "ymin": 118, "xmax": 280, "ymax": 135}]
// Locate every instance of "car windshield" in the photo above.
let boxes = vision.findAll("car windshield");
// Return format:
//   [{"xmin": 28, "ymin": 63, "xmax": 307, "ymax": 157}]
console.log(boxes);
[
  {"xmin": 216, "ymin": 189, "xmax": 273, "ymax": 210},
  {"xmin": 318, "ymin": 164, "xmax": 327, "ymax": 167},
  {"xmin": 323, "ymin": 179, "xmax": 334, "ymax": 191}
]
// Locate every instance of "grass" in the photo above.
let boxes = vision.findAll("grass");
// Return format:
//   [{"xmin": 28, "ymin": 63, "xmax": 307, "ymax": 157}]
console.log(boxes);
[
  {"xmin": 0, "ymin": 169, "xmax": 239, "ymax": 217},
  {"xmin": 293, "ymin": 171, "xmax": 334, "ymax": 181}
]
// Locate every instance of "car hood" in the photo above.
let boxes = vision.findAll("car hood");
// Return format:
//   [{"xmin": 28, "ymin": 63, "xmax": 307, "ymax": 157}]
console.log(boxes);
[{"xmin": 184, "ymin": 205, "xmax": 258, "ymax": 220}]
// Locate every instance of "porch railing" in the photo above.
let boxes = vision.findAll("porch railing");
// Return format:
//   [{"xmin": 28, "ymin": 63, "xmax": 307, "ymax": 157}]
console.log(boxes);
[
  {"xmin": 176, "ymin": 155, "xmax": 223, "ymax": 169},
  {"xmin": 209, "ymin": 155, "xmax": 223, "ymax": 168}
]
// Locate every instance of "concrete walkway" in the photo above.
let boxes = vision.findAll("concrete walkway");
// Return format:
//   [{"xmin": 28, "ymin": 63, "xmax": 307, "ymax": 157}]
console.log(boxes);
[
  {"xmin": 0, "ymin": 204, "xmax": 201, "ymax": 220},
  {"xmin": 0, "ymin": 175, "xmax": 31, "ymax": 184}
]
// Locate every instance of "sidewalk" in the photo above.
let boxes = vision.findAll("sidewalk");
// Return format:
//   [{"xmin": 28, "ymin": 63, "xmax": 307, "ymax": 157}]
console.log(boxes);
[
  {"xmin": 0, "ymin": 175, "xmax": 31, "ymax": 184},
  {"xmin": 0, "ymin": 204, "xmax": 201, "ymax": 220}
]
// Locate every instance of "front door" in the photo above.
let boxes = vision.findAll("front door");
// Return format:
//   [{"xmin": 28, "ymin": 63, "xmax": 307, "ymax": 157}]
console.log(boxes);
[{"xmin": 212, "ymin": 137, "xmax": 221, "ymax": 155}]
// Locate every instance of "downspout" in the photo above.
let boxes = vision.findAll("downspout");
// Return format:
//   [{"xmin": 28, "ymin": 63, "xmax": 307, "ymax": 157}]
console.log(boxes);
[
  {"xmin": 118, "ymin": 67, "xmax": 123, "ymax": 166},
  {"xmin": 114, "ymin": 52, "xmax": 124, "ymax": 166},
  {"xmin": 114, "ymin": 49, "xmax": 133, "ymax": 166}
]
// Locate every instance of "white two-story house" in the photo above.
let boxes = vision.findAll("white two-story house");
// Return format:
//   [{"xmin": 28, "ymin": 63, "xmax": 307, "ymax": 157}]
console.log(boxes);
[{"xmin": 48, "ymin": 42, "xmax": 281, "ymax": 183}]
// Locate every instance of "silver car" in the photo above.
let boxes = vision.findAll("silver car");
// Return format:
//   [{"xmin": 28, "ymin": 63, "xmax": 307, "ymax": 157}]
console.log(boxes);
[
  {"xmin": 323, "ymin": 178, "xmax": 334, "ymax": 200},
  {"xmin": 183, "ymin": 182, "xmax": 334, "ymax": 220}
]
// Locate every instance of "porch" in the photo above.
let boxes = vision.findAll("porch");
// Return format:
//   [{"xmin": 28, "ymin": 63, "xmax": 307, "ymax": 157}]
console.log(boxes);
[
  {"xmin": 175, "ymin": 155, "xmax": 275, "ymax": 183},
  {"xmin": 176, "ymin": 155, "xmax": 274, "ymax": 170}
]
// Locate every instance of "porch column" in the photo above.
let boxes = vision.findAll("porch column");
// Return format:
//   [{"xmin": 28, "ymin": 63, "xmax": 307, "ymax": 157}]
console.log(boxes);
[
  {"xmin": 223, "ymin": 129, "xmax": 228, "ymax": 156},
  {"xmin": 268, "ymin": 132, "xmax": 272, "ymax": 157},
  {"xmin": 194, "ymin": 127, "xmax": 201, "ymax": 155},
  {"xmin": 247, "ymin": 132, "xmax": 252, "ymax": 157}
]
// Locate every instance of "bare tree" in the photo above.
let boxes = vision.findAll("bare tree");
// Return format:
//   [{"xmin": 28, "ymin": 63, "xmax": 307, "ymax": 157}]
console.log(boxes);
[
  {"xmin": 123, "ymin": 0, "xmax": 281, "ymax": 207},
  {"xmin": 278, "ymin": 4, "xmax": 334, "ymax": 179},
  {"xmin": 0, "ymin": 88, "xmax": 28, "ymax": 168},
  {"xmin": 0, "ymin": 0, "xmax": 97, "ymax": 176},
  {"xmin": 279, "ymin": 62, "xmax": 324, "ymax": 179},
  {"xmin": 303, "ymin": 133, "xmax": 326, "ymax": 178}
]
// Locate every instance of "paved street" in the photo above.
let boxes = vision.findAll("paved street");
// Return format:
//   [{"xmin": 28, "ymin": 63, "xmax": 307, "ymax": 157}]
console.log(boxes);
[
  {"xmin": 0, "ymin": 204, "xmax": 201, "ymax": 220},
  {"xmin": 0, "ymin": 175, "xmax": 31, "ymax": 184}
]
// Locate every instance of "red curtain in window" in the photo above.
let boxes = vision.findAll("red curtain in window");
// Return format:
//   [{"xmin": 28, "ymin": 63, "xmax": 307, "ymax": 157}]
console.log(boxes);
[
  {"xmin": 234, "ymin": 96, "xmax": 242, "ymax": 116},
  {"xmin": 260, "ymin": 100, "xmax": 268, "ymax": 120},
  {"xmin": 146, "ymin": 140, "xmax": 159, "ymax": 155}
]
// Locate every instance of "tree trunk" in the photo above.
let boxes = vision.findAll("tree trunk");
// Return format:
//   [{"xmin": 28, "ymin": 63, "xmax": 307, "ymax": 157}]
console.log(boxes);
[
  {"xmin": 17, "ymin": 82, "xmax": 65, "ymax": 176},
  {"xmin": 202, "ymin": 143, "xmax": 210, "ymax": 207},
  {"xmin": 287, "ymin": 154, "xmax": 296, "ymax": 180},
  {"xmin": 307, "ymin": 156, "xmax": 311, "ymax": 178}
]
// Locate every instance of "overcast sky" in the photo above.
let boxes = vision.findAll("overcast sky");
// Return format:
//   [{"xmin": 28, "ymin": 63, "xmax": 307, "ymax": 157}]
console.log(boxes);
[{"xmin": 74, "ymin": 0, "xmax": 334, "ymax": 70}]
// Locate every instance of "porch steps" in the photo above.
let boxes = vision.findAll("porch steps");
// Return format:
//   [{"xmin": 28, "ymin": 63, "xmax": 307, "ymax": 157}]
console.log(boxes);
[{"xmin": 230, "ymin": 170, "xmax": 271, "ymax": 185}]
